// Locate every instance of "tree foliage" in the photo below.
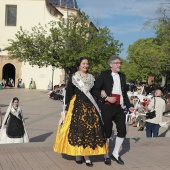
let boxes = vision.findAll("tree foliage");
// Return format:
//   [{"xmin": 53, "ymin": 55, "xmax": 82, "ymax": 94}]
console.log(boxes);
[
  {"xmin": 123, "ymin": 2, "xmax": 170, "ymax": 84},
  {"xmin": 5, "ymin": 12, "xmax": 122, "ymax": 76},
  {"xmin": 123, "ymin": 38, "xmax": 165, "ymax": 83}
]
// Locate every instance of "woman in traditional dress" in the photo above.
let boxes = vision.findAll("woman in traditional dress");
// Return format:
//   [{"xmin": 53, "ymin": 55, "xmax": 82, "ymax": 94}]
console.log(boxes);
[
  {"xmin": 53, "ymin": 57, "xmax": 108, "ymax": 167},
  {"xmin": 0, "ymin": 97, "xmax": 29, "ymax": 144},
  {"xmin": 17, "ymin": 78, "xmax": 23, "ymax": 88},
  {"xmin": 1, "ymin": 79, "xmax": 6, "ymax": 88},
  {"xmin": 29, "ymin": 78, "xmax": 36, "ymax": 89}
]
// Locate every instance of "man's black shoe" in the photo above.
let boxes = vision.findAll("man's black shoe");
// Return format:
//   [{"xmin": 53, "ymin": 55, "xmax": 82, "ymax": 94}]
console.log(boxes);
[
  {"xmin": 138, "ymin": 127, "xmax": 144, "ymax": 131},
  {"xmin": 104, "ymin": 158, "xmax": 111, "ymax": 165},
  {"xmin": 111, "ymin": 155, "xmax": 124, "ymax": 165},
  {"xmin": 75, "ymin": 160, "xmax": 83, "ymax": 164}
]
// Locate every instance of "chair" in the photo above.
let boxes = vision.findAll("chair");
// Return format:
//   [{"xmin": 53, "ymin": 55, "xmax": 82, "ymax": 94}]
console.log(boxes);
[{"xmin": 126, "ymin": 111, "xmax": 132, "ymax": 123}]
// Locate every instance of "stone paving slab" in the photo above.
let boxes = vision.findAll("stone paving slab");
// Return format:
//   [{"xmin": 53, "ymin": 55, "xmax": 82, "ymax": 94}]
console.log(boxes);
[
  {"xmin": 0, "ymin": 88, "xmax": 170, "ymax": 170},
  {"xmin": 0, "ymin": 138, "xmax": 170, "ymax": 170}
]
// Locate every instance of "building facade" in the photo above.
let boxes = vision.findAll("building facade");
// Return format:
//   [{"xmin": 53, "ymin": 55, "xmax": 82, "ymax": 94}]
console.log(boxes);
[{"xmin": 0, "ymin": 0, "xmax": 79, "ymax": 89}]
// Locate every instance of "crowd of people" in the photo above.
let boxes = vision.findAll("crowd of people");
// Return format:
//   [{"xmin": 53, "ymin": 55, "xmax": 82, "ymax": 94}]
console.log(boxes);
[
  {"xmin": 0, "ymin": 78, "xmax": 15, "ymax": 88},
  {"xmin": 127, "ymin": 89, "xmax": 170, "ymax": 136},
  {"xmin": 0, "ymin": 78, "xmax": 36, "ymax": 89},
  {"xmin": 0, "ymin": 78, "xmax": 25, "ymax": 89},
  {"xmin": 127, "ymin": 83, "xmax": 170, "ymax": 96},
  {"xmin": 127, "ymin": 87, "xmax": 170, "ymax": 135},
  {"xmin": 47, "ymin": 84, "xmax": 66, "ymax": 101}
]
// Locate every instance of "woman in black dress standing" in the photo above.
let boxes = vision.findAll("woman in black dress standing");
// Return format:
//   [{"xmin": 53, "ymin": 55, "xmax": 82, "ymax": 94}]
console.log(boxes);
[
  {"xmin": 0, "ymin": 97, "xmax": 29, "ymax": 144},
  {"xmin": 53, "ymin": 57, "xmax": 107, "ymax": 167}
]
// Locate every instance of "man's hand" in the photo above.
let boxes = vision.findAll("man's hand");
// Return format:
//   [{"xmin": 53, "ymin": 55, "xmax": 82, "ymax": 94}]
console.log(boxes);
[
  {"xmin": 106, "ymin": 97, "xmax": 117, "ymax": 103},
  {"xmin": 101, "ymin": 90, "xmax": 107, "ymax": 98},
  {"xmin": 129, "ymin": 107, "xmax": 135, "ymax": 113}
]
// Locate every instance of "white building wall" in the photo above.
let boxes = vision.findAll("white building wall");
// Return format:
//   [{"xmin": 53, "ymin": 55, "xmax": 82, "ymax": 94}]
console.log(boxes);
[
  {"xmin": 21, "ymin": 63, "xmax": 65, "ymax": 89},
  {"xmin": 0, "ymin": 0, "xmax": 77, "ymax": 89},
  {"xmin": 0, "ymin": 0, "xmax": 78, "ymax": 47},
  {"xmin": 0, "ymin": 0, "xmax": 49, "ymax": 47}
]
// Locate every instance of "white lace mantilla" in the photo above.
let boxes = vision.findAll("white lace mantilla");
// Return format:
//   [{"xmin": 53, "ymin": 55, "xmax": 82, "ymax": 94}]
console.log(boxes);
[
  {"xmin": 72, "ymin": 71, "xmax": 94, "ymax": 92},
  {"xmin": 10, "ymin": 106, "xmax": 22, "ymax": 120},
  {"xmin": 72, "ymin": 72, "xmax": 103, "ymax": 122}
]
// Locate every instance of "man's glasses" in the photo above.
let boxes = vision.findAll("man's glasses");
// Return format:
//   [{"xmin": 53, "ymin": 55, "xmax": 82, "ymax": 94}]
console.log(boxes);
[{"xmin": 112, "ymin": 62, "xmax": 122, "ymax": 65}]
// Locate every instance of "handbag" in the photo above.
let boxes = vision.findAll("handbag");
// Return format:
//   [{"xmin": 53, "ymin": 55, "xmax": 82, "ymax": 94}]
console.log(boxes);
[
  {"xmin": 146, "ymin": 98, "xmax": 156, "ymax": 119},
  {"xmin": 146, "ymin": 110, "xmax": 156, "ymax": 119}
]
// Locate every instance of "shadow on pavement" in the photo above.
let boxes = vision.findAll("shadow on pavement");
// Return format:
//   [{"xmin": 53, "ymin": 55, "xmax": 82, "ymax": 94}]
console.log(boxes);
[
  {"xmin": 159, "ymin": 126, "xmax": 170, "ymax": 137},
  {"xmin": 0, "ymin": 104, "xmax": 8, "ymax": 107},
  {"xmin": 119, "ymin": 138, "xmax": 131, "ymax": 157},
  {"xmin": 62, "ymin": 154, "xmax": 105, "ymax": 163},
  {"xmin": 30, "ymin": 132, "xmax": 53, "ymax": 142}
]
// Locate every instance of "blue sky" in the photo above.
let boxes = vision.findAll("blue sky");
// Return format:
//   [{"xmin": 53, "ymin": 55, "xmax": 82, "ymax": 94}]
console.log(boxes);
[{"xmin": 77, "ymin": 0, "xmax": 168, "ymax": 59}]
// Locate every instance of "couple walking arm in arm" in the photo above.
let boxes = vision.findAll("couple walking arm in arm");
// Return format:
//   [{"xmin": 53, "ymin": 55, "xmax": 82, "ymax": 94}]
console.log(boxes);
[{"xmin": 53, "ymin": 55, "xmax": 134, "ymax": 166}]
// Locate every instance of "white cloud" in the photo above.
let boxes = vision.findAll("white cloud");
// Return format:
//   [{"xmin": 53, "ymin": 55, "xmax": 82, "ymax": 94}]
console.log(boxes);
[
  {"xmin": 109, "ymin": 19, "xmax": 151, "ymax": 35},
  {"xmin": 78, "ymin": 0, "xmax": 169, "ymax": 34},
  {"xmin": 110, "ymin": 24, "xmax": 142, "ymax": 35},
  {"xmin": 78, "ymin": 0, "xmax": 169, "ymax": 19},
  {"xmin": 77, "ymin": 0, "xmax": 169, "ymax": 58}
]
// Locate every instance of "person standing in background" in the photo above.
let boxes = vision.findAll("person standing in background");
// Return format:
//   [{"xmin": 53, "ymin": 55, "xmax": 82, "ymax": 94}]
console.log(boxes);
[{"xmin": 146, "ymin": 89, "xmax": 166, "ymax": 137}]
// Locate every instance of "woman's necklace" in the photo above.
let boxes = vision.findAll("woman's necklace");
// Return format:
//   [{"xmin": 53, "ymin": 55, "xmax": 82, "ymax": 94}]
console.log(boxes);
[
  {"xmin": 78, "ymin": 71, "xmax": 87, "ymax": 78},
  {"xmin": 78, "ymin": 71, "xmax": 88, "ymax": 84}
]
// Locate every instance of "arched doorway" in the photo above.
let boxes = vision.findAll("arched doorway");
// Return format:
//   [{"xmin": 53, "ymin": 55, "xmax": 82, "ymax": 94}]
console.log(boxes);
[{"xmin": 2, "ymin": 63, "xmax": 16, "ymax": 87}]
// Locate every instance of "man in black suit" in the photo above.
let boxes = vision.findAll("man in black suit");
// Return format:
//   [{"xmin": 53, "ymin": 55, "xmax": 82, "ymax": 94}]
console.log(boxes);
[{"xmin": 92, "ymin": 55, "xmax": 134, "ymax": 165}]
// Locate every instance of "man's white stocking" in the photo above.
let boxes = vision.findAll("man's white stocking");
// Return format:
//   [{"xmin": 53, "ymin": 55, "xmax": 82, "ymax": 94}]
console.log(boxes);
[
  {"xmin": 104, "ymin": 138, "xmax": 110, "ymax": 159},
  {"xmin": 112, "ymin": 137, "xmax": 124, "ymax": 159}
]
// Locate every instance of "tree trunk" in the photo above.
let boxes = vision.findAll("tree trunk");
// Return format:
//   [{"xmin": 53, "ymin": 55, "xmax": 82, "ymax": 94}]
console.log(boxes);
[
  {"xmin": 161, "ymin": 75, "xmax": 166, "ymax": 87},
  {"xmin": 64, "ymin": 68, "xmax": 69, "ymax": 84}
]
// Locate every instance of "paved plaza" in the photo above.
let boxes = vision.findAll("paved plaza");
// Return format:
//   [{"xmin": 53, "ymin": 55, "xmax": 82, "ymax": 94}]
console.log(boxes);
[{"xmin": 0, "ymin": 88, "xmax": 170, "ymax": 170}]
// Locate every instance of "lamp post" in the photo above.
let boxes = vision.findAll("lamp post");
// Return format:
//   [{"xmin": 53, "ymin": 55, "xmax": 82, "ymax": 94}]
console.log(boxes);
[
  {"xmin": 51, "ymin": 65, "xmax": 55, "ymax": 90},
  {"xmin": 165, "ymin": 63, "xmax": 170, "ymax": 92},
  {"xmin": 161, "ymin": 63, "xmax": 170, "ymax": 92}
]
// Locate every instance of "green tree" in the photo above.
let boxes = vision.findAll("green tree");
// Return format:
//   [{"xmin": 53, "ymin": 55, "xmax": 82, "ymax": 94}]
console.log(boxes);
[
  {"xmin": 143, "ymin": 2, "xmax": 170, "ymax": 86},
  {"xmin": 124, "ymin": 38, "xmax": 165, "ymax": 83},
  {"xmin": 5, "ymin": 12, "xmax": 122, "ymax": 80},
  {"xmin": 154, "ymin": 2, "xmax": 170, "ymax": 52}
]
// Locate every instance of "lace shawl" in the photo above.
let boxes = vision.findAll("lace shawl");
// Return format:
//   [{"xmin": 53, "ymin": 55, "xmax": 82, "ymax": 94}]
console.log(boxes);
[
  {"xmin": 10, "ymin": 106, "xmax": 22, "ymax": 120},
  {"xmin": 72, "ymin": 71, "xmax": 102, "ymax": 121}
]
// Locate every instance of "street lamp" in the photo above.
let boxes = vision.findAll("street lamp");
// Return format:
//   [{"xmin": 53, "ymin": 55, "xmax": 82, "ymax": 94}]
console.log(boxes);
[
  {"xmin": 51, "ymin": 65, "xmax": 55, "ymax": 90},
  {"xmin": 165, "ymin": 63, "xmax": 170, "ymax": 92}
]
